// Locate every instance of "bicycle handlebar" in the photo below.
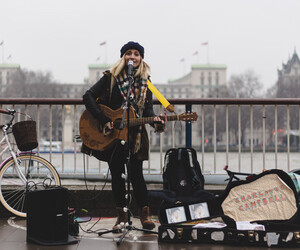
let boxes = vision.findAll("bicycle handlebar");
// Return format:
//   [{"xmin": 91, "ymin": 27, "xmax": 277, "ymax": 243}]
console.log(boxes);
[
  {"xmin": 224, "ymin": 165, "xmax": 255, "ymax": 185},
  {"xmin": 0, "ymin": 109, "xmax": 33, "ymax": 130},
  {"xmin": 0, "ymin": 109, "xmax": 16, "ymax": 115},
  {"xmin": 0, "ymin": 109, "xmax": 16, "ymax": 129},
  {"xmin": 0, "ymin": 109, "xmax": 11, "ymax": 115}
]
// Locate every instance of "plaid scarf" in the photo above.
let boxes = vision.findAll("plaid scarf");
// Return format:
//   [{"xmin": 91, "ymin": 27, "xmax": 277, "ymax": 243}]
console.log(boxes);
[{"xmin": 116, "ymin": 69, "xmax": 148, "ymax": 154}]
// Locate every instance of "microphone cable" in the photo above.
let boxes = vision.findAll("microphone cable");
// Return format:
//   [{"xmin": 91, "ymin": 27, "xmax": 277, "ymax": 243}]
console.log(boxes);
[
  {"xmin": 69, "ymin": 129, "xmax": 124, "ymax": 234},
  {"xmin": 69, "ymin": 139, "xmax": 119, "ymax": 202}
]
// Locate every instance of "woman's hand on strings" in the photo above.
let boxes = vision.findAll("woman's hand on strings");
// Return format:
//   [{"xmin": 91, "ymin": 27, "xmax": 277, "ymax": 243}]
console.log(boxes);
[{"xmin": 154, "ymin": 115, "xmax": 165, "ymax": 133}]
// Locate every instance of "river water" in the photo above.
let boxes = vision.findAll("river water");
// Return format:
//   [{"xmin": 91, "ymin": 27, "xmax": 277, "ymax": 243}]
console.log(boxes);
[{"xmin": 39, "ymin": 151, "xmax": 300, "ymax": 176}]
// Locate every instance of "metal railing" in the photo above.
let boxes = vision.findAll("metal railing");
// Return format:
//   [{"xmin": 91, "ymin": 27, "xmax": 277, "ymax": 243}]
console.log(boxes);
[{"xmin": 0, "ymin": 98, "xmax": 299, "ymax": 180}]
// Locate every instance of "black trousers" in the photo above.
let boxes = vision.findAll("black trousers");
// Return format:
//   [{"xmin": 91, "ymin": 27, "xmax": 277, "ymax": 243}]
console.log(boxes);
[{"xmin": 108, "ymin": 152, "xmax": 148, "ymax": 208}]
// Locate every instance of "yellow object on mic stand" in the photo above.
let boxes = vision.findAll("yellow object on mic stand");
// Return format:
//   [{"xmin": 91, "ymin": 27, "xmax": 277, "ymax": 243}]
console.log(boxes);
[{"xmin": 147, "ymin": 80, "xmax": 174, "ymax": 112}]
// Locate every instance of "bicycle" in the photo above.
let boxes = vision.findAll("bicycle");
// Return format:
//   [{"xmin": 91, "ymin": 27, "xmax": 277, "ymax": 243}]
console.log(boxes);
[
  {"xmin": 223, "ymin": 165, "xmax": 255, "ymax": 185},
  {"xmin": 0, "ymin": 108, "xmax": 61, "ymax": 217}
]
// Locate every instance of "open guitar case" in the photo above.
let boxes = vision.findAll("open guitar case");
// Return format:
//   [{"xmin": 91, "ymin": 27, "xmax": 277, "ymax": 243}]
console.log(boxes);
[{"xmin": 158, "ymin": 169, "xmax": 300, "ymax": 247}]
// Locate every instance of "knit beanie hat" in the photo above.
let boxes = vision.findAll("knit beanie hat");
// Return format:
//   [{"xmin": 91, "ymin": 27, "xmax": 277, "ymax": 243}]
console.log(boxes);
[{"xmin": 120, "ymin": 41, "xmax": 144, "ymax": 58}]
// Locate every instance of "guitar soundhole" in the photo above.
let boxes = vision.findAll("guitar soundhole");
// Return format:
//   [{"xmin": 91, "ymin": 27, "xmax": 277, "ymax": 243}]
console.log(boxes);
[{"xmin": 113, "ymin": 119, "xmax": 122, "ymax": 130}]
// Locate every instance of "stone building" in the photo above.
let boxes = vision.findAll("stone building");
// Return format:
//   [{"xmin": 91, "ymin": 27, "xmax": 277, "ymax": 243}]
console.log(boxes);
[
  {"xmin": 86, "ymin": 63, "xmax": 227, "ymax": 99},
  {"xmin": 88, "ymin": 64, "xmax": 112, "ymax": 84},
  {"xmin": 277, "ymin": 50, "xmax": 300, "ymax": 87},
  {"xmin": 151, "ymin": 64, "xmax": 227, "ymax": 148},
  {"xmin": 273, "ymin": 50, "xmax": 300, "ymax": 147},
  {"xmin": 168, "ymin": 64, "xmax": 227, "ymax": 98},
  {"xmin": 0, "ymin": 64, "xmax": 20, "ymax": 93}
]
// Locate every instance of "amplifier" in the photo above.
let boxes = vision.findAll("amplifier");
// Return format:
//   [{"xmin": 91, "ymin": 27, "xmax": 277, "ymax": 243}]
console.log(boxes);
[{"xmin": 26, "ymin": 187, "xmax": 77, "ymax": 245}]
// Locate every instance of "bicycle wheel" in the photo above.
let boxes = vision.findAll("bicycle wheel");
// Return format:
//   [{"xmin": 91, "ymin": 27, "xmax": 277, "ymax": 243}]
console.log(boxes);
[{"xmin": 0, "ymin": 154, "xmax": 61, "ymax": 217}]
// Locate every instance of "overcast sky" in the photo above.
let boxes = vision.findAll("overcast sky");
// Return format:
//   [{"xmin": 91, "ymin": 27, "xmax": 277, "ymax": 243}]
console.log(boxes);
[{"xmin": 1, "ymin": 0, "xmax": 300, "ymax": 91}]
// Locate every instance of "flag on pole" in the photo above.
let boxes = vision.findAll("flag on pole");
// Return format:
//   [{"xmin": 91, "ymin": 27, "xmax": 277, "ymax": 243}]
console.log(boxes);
[
  {"xmin": 99, "ymin": 41, "xmax": 106, "ymax": 46},
  {"xmin": 179, "ymin": 58, "xmax": 185, "ymax": 62},
  {"xmin": 201, "ymin": 41, "xmax": 208, "ymax": 46},
  {"xmin": 192, "ymin": 51, "xmax": 198, "ymax": 56},
  {"xmin": 0, "ymin": 41, "xmax": 3, "ymax": 46}
]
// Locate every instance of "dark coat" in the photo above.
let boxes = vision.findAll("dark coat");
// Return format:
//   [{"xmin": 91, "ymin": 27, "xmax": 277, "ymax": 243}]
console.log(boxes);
[{"xmin": 81, "ymin": 71, "xmax": 156, "ymax": 162}]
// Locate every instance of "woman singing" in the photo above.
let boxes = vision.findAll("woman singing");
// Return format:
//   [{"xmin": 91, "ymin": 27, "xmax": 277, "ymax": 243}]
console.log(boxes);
[{"xmin": 82, "ymin": 41, "xmax": 164, "ymax": 231}]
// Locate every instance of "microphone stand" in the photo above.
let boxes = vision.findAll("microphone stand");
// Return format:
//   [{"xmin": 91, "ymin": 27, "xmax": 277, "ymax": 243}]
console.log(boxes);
[{"xmin": 98, "ymin": 71, "xmax": 157, "ymax": 245}]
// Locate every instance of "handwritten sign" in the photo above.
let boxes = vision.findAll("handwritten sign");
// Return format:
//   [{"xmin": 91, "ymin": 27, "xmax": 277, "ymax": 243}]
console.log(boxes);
[{"xmin": 222, "ymin": 174, "xmax": 297, "ymax": 222}]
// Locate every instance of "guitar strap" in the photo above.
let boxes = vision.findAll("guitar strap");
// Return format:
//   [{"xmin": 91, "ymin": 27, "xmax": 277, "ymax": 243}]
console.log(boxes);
[
  {"xmin": 108, "ymin": 74, "xmax": 173, "ymax": 114},
  {"xmin": 147, "ymin": 79, "xmax": 174, "ymax": 112}
]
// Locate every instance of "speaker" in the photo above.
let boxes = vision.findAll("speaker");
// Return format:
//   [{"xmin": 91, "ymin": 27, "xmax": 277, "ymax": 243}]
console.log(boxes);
[{"xmin": 26, "ymin": 187, "xmax": 78, "ymax": 245}]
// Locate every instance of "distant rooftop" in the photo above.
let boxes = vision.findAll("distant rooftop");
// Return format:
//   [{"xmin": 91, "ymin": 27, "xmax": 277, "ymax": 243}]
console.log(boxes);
[
  {"xmin": 168, "ymin": 64, "xmax": 227, "ymax": 83},
  {"xmin": 279, "ymin": 50, "xmax": 300, "ymax": 75},
  {"xmin": 0, "ymin": 63, "xmax": 20, "ymax": 69},
  {"xmin": 88, "ymin": 64, "xmax": 112, "ymax": 69},
  {"xmin": 192, "ymin": 64, "xmax": 227, "ymax": 69},
  {"xmin": 168, "ymin": 72, "xmax": 192, "ymax": 83}
]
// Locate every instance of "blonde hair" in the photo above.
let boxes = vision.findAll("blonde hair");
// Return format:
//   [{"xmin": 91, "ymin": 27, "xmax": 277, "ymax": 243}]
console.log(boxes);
[{"xmin": 110, "ymin": 55, "xmax": 151, "ymax": 80}]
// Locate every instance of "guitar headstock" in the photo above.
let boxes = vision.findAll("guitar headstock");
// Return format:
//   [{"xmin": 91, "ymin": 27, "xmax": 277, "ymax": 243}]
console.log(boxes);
[{"xmin": 178, "ymin": 112, "xmax": 198, "ymax": 121}]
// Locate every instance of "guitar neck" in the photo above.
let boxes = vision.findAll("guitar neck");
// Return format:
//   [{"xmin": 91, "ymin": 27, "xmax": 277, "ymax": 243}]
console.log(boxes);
[{"xmin": 126, "ymin": 115, "xmax": 180, "ymax": 127}]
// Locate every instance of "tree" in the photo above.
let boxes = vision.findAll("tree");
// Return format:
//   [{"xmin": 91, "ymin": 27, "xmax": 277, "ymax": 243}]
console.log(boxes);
[
  {"xmin": 2, "ymin": 69, "xmax": 61, "ymax": 98},
  {"xmin": 220, "ymin": 70, "xmax": 263, "ymax": 146},
  {"xmin": 225, "ymin": 69, "xmax": 263, "ymax": 98},
  {"xmin": 2, "ymin": 69, "xmax": 64, "ymax": 141}
]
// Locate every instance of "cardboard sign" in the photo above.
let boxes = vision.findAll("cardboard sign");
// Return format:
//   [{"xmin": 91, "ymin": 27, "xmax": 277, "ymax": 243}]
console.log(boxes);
[{"xmin": 222, "ymin": 174, "xmax": 297, "ymax": 222}]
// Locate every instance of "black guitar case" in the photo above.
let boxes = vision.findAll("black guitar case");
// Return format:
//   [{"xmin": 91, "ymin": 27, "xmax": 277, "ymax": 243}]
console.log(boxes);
[{"xmin": 158, "ymin": 169, "xmax": 300, "ymax": 247}]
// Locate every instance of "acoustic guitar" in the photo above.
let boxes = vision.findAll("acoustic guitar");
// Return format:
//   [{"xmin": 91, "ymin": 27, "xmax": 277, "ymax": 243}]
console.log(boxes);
[{"xmin": 79, "ymin": 104, "xmax": 198, "ymax": 151}]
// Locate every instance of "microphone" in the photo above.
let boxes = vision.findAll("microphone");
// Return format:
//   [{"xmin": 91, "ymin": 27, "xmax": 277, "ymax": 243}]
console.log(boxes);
[{"xmin": 128, "ymin": 60, "xmax": 134, "ymax": 76}]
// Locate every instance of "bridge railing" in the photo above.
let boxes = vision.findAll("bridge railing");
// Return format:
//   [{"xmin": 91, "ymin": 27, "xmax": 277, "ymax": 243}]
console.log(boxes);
[{"xmin": 0, "ymin": 98, "xmax": 299, "ymax": 182}]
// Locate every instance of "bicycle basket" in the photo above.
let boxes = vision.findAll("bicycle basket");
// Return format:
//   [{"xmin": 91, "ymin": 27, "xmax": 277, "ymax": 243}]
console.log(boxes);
[{"xmin": 12, "ymin": 120, "xmax": 38, "ymax": 151}]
